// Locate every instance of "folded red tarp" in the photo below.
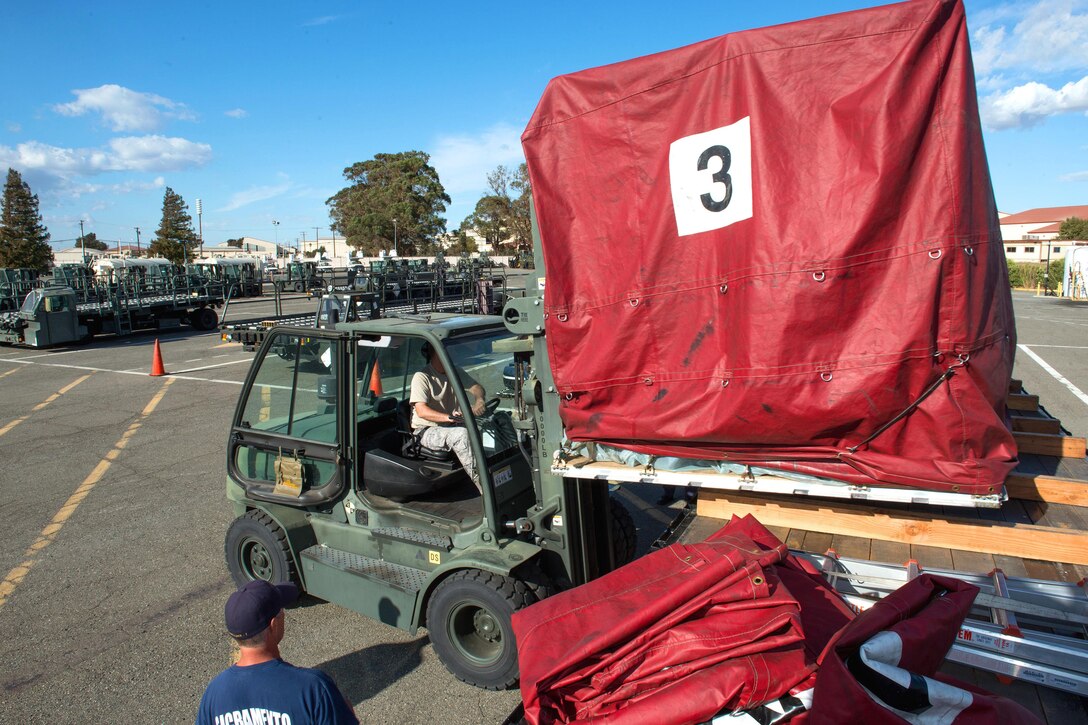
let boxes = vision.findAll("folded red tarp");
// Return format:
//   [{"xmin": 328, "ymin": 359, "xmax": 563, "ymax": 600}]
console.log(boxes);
[
  {"xmin": 522, "ymin": 0, "xmax": 1016, "ymax": 495},
  {"xmin": 512, "ymin": 515, "xmax": 854, "ymax": 724},
  {"xmin": 513, "ymin": 516, "xmax": 1042, "ymax": 724}
]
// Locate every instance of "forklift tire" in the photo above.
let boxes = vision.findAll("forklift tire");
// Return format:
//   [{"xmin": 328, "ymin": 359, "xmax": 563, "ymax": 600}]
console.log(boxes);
[
  {"xmin": 610, "ymin": 495, "xmax": 637, "ymax": 568},
  {"xmin": 293, "ymin": 281, "xmax": 304, "ymax": 293},
  {"xmin": 190, "ymin": 306, "xmax": 218, "ymax": 331},
  {"xmin": 426, "ymin": 569, "xmax": 536, "ymax": 690},
  {"xmin": 225, "ymin": 510, "xmax": 300, "ymax": 590}
]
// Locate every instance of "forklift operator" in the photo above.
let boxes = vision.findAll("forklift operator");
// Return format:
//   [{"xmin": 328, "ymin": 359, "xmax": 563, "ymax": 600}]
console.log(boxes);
[{"xmin": 410, "ymin": 343, "xmax": 487, "ymax": 492}]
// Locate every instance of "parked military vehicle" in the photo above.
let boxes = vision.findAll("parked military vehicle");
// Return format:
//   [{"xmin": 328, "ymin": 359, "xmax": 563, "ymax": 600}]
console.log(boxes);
[
  {"xmin": 271, "ymin": 260, "xmax": 322, "ymax": 293},
  {"xmin": 0, "ymin": 268, "xmax": 41, "ymax": 311},
  {"xmin": 0, "ymin": 275, "xmax": 226, "ymax": 347},
  {"xmin": 192, "ymin": 257, "xmax": 263, "ymax": 297}
]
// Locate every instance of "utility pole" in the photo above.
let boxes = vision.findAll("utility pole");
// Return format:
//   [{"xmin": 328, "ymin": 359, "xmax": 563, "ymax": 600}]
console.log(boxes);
[
  {"xmin": 79, "ymin": 220, "xmax": 86, "ymax": 263},
  {"xmin": 393, "ymin": 218, "xmax": 398, "ymax": 257},
  {"xmin": 196, "ymin": 198, "xmax": 204, "ymax": 259},
  {"xmin": 135, "ymin": 227, "xmax": 141, "ymax": 255},
  {"xmin": 314, "ymin": 227, "xmax": 321, "ymax": 259}
]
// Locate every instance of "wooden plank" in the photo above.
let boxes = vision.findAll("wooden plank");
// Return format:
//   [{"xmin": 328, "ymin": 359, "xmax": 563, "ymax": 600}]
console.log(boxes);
[
  {"xmin": 1022, "ymin": 558, "xmax": 1062, "ymax": 581},
  {"xmin": 992, "ymin": 554, "xmax": 1029, "ymax": 578},
  {"xmin": 949, "ymin": 548, "xmax": 996, "ymax": 574},
  {"xmin": 911, "ymin": 544, "xmax": 953, "ymax": 569},
  {"xmin": 784, "ymin": 529, "xmax": 806, "ymax": 550},
  {"xmin": 868, "ymin": 539, "xmax": 911, "ymax": 566},
  {"xmin": 1007, "ymin": 393, "xmax": 1040, "ymax": 411},
  {"xmin": 765, "ymin": 525, "xmax": 790, "ymax": 542},
  {"xmin": 1013, "ymin": 431, "xmax": 1088, "ymax": 458},
  {"xmin": 1010, "ymin": 415, "xmax": 1062, "ymax": 434},
  {"xmin": 801, "ymin": 531, "xmax": 833, "ymax": 555},
  {"xmin": 697, "ymin": 491, "xmax": 1088, "ymax": 564},
  {"xmin": 1004, "ymin": 472, "xmax": 1088, "ymax": 507},
  {"xmin": 1037, "ymin": 684, "xmax": 1088, "ymax": 725},
  {"xmin": 829, "ymin": 534, "xmax": 871, "ymax": 560},
  {"xmin": 1008, "ymin": 378, "xmax": 1023, "ymax": 394}
]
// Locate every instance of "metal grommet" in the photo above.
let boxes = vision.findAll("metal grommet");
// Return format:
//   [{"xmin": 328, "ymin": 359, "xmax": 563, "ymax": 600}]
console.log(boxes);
[
  {"xmin": 928, "ymin": 249, "xmax": 942, "ymax": 259},
  {"xmin": 820, "ymin": 372, "xmax": 833, "ymax": 382},
  {"xmin": 563, "ymin": 392, "xmax": 573, "ymax": 401},
  {"xmin": 812, "ymin": 271, "xmax": 826, "ymax": 282},
  {"xmin": 752, "ymin": 576, "xmax": 765, "ymax": 586},
  {"xmin": 719, "ymin": 283, "xmax": 728, "ymax": 294},
  {"xmin": 721, "ymin": 379, "xmax": 730, "ymax": 388},
  {"xmin": 557, "ymin": 313, "xmax": 568, "ymax": 322},
  {"xmin": 629, "ymin": 298, "xmax": 639, "ymax": 307},
  {"xmin": 643, "ymin": 377, "xmax": 653, "ymax": 385},
  {"xmin": 964, "ymin": 246, "xmax": 974, "ymax": 256}
]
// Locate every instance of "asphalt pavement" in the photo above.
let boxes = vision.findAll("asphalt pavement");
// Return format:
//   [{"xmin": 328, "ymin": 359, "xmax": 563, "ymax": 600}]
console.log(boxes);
[{"xmin": 0, "ymin": 289, "xmax": 1084, "ymax": 724}]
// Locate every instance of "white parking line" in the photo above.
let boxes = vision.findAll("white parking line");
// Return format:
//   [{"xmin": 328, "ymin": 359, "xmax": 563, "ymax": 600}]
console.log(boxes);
[
  {"xmin": 1017, "ymin": 344, "xmax": 1088, "ymax": 408},
  {"xmin": 0, "ymin": 358, "xmax": 243, "ymax": 386},
  {"xmin": 169, "ymin": 358, "xmax": 253, "ymax": 374}
]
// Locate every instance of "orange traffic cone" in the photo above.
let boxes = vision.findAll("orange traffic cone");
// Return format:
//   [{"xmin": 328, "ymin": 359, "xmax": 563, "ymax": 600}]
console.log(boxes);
[
  {"xmin": 368, "ymin": 360, "xmax": 383, "ymax": 396},
  {"xmin": 150, "ymin": 339, "xmax": 167, "ymax": 377}
]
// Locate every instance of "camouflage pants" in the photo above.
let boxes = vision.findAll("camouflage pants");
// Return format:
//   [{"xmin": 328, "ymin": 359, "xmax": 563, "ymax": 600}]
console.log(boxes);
[{"xmin": 419, "ymin": 426, "xmax": 480, "ymax": 491}]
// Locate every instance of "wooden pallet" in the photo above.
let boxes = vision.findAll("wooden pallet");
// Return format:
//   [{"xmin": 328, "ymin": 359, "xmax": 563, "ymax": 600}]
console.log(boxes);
[{"xmin": 697, "ymin": 382, "xmax": 1088, "ymax": 573}]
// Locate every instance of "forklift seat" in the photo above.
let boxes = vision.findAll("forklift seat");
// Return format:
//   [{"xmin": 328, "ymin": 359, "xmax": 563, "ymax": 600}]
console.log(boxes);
[{"xmin": 396, "ymin": 400, "xmax": 455, "ymax": 463}]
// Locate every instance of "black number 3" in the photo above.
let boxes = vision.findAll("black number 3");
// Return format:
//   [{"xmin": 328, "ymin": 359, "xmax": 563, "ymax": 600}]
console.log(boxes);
[{"xmin": 697, "ymin": 145, "xmax": 732, "ymax": 212}]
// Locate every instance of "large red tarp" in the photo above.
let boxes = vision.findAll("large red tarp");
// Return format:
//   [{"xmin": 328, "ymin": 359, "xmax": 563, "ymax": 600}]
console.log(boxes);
[{"xmin": 522, "ymin": 0, "xmax": 1017, "ymax": 494}]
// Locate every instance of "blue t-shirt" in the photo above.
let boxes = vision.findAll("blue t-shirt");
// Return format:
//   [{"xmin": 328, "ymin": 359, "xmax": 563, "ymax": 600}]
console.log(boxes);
[{"xmin": 196, "ymin": 659, "xmax": 358, "ymax": 725}]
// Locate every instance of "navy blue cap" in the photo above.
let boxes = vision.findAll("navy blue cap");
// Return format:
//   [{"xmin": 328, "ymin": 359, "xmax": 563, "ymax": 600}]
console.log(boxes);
[{"xmin": 225, "ymin": 580, "xmax": 299, "ymax": 639}]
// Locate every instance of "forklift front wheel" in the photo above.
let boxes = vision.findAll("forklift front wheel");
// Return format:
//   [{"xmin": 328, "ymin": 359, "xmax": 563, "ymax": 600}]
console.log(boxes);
[
  {"xmin": 426, "ymin": 569, "xmax": 535, "ymax": 690},
  {"xmin": 225, "ymin": 510, "xmax": 300, "ymax": 590}
]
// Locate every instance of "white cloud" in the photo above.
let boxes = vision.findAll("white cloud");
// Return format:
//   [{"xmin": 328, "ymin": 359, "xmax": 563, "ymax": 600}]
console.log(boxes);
[
  {"xmin": 429, "ymin": 122, "xmax": 525, "ymax": 196},
  {"xmin": 972, "ymin": 1, "xmax": 1088, "ymax": 76},
  {"xmin": 54, "ymin": 84, "xmax": 196, "ymax": 132},
  {"xmin": 5, "ymin": 121, "xmax": 21, "ymax": 133},
  {"xmin": 225, "ymin": 108, "xmax": 248, "ymax": 119},
  {"xmin": 0, "ymin": 136, "xmax": 212, "ymax": 176},
  {"xmin": 61, "ymin": 176, "xmax": 166, "ymax": 199},
  {"xmin": 1061, "ymin": 170, "xmax": 1088, "ymax": 182},
  {"xmin": 219, "ymin": 180, "xmax": 292, "ymax": 212},
  {"xmin": 980, "ymin": 76, "xmax": 1088, "ymax": 129}
]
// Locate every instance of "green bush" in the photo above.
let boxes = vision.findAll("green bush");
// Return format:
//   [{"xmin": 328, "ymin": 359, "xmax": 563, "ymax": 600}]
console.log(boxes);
[{"xmin": 1005, "ymin": 259, "xmax": 1065, "ymax": 292}]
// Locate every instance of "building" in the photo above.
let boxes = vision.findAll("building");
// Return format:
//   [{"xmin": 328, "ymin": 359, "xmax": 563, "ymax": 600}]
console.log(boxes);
[
  {"xmin": 199, "ymin": 237, "xmax": 288, "ymax": 260},
  {"xmin": 999, "ymin": 205, "xmax": 1088, "ymax": 264}
]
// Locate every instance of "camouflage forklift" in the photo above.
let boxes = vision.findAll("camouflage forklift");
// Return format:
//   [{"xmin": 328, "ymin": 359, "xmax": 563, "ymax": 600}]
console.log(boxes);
[{"xmin": 224, "ymin": 288, "xmax": 635, "ymax": 688}]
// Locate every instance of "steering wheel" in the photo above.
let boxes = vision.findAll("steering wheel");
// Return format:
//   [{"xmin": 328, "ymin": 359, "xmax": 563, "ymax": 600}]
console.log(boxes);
[{"xmin": 478, "ymin": 397, "xmax": 502, "ymax": 418}]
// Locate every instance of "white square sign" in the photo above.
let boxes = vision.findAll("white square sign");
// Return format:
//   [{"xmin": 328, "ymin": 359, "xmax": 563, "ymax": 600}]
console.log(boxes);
[{"xmin": 668, "ymin": 117, "xmax": 753, "ymax": 237}]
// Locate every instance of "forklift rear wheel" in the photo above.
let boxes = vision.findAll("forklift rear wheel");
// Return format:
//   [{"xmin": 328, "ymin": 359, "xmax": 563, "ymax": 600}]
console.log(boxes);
[
  {"xmin": 225, "ymin": 510, "xmax": 300, "ymax": 590},
  {"xmin": 426, "ymin": 569, "xmax": 536, "ymax": 690},
  {"xmin": 610, "ymin": 495, "xmax": 637, "ymax": 567},
  {"xmin": 293, "ymin": 281, "xmax": 304, "ymax": 293}
]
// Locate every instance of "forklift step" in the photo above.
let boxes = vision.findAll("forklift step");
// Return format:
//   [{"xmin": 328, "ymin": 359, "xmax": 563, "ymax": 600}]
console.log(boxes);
[
  {"xmin": 372, "ymin": 527, "xmax": 452, "ymax": 551},
  {"xmin": 300, "ymin": 545, "xmax": 428, "ymax": 595}
]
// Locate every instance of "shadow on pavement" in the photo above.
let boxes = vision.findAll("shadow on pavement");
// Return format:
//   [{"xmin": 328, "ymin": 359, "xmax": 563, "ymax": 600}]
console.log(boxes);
[{"xmin": 316, "ymin": 635, "xmax": 429, "ymax": 706}]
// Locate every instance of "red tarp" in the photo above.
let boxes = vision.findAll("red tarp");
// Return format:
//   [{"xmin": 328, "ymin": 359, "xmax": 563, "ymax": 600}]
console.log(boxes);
[
  {"xmin": 512, "ymin": 515, "xmax": 854, "ymax": 724},
  {"xmin": 513, "ymin": 516, "xmax": 1042, "ymax": 724},
  {"xmin": 522, "ymin": 0, "xmax": 1016, "ymax": 494}
]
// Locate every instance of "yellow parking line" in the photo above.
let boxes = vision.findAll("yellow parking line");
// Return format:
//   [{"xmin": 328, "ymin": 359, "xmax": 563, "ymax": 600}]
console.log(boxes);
[
  {"xmin": 0, "ymin": 374, "xmax": 92, "ymax": 438},
  {"xmin": 0, "ymin": 368, "xmax": 19, "ymax": 379},
  {"xmin": 0, "ymin": 378, "xmax": 174, "ymax": 611}
]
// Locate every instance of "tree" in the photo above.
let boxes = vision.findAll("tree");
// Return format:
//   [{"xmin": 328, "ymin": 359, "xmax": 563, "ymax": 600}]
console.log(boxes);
[
  {"xmin": 461, "ymin": 195, "xmax": 511, "ymax": 248},
  {"xmin": 148, "ymin": 187, "xmax": 198, "ymax": 264},
  {"xmin": 1057, "ymin": 217, "xmax": 1088, "ymax": 241},
  {"xmin": 0, "ymin": 168, "xmax": 53, "ymax": 272},
  {"xmin": 225, "ymin": 238, "xmax": 244, "ymax": 248},
  {"xmin": 488, "ymin": 163, "xmax": 532, "ymax": 250},
  {"xmin": 327, "ymin": 151, "xmax": 450, "ymax": 256},
  {"xmin": 77, "ymin": 232, "xmax": 109, "ymax": 251},
  {"xmin": 449, "ymin": 229, "xmax": 478, "ymax": 254}
]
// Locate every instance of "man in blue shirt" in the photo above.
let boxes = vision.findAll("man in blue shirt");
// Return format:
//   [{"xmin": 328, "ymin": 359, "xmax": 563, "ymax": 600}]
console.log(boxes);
[{"xmin": 197, "ymin": 580, "xmax": 358, "ymax": 725}]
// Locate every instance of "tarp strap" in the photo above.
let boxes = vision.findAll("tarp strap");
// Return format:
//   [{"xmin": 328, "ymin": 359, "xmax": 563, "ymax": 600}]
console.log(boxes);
[{"xmin": 846, "ymin": 354, "xmax": 969, "ymax": 454}]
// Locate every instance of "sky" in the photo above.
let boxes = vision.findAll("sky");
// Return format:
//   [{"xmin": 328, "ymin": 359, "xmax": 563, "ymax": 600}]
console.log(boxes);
[{"xmin": 1, "ymin": 0, "xmax": 1086, "ymax": 253}]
